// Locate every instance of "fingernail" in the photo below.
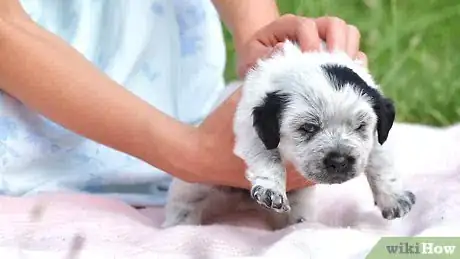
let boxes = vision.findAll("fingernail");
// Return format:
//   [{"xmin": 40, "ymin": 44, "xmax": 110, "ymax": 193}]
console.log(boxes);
[
  {"xmin": 355, "ymin": 59, "xmax": 369, "ymax": 71},
  {"xmin": 356, "ymin": 52, "xmax": 369, "ymax": 69},
  {"xmin": 354, "ymin": 58, "xmax": 364, "ymax": 66}
]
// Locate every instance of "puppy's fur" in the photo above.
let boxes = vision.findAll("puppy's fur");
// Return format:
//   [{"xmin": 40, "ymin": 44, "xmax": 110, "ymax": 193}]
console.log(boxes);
[{"xmin": 162, "ymin": 41, "xmax": 416, "ymax": 229}]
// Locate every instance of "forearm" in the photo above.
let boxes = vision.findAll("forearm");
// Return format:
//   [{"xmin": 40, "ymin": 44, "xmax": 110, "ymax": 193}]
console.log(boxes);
[
  {"xmin": 0, "ymin": 16, "xmax": 198, "ymax": 180},
  {"xmin": 212, "ymin": 0, "xmax": 280, "ymax": 52}
]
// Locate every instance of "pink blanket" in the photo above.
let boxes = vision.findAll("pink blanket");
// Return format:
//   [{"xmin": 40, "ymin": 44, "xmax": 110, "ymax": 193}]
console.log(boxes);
[{"xmin": 1, "ymin": 123, "xmax": 460, "ymax": 258}]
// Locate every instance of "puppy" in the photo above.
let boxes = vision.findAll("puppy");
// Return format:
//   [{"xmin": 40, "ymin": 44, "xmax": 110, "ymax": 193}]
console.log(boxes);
[{"xmin": 162, "ymin": 40, "xmax": 416, "ymax": 229}]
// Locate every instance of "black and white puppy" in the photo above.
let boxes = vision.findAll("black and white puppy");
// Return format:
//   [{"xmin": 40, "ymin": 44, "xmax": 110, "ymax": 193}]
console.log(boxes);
[{"xmin": 162, "ymin": 40, "xmax": 416, "ymax": 229}]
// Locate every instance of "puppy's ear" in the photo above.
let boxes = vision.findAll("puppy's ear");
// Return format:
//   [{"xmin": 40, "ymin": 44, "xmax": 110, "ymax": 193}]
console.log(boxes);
[
  {"xmin": 373, "ymin": 97, "xmax": 395, "ymax": 145},
  {"xmin": 252, "ymin": 91, "xmax": 290, "ymax": 150},
  {"xmin": 319, "ymin": 63, "xmax": 395, "ymax": 144}
]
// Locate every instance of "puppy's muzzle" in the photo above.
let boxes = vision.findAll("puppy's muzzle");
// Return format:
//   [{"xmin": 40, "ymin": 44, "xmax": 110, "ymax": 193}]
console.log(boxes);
[{"xmin": 323, "ymin": 151, "xmax": 356, "ymax": 179}]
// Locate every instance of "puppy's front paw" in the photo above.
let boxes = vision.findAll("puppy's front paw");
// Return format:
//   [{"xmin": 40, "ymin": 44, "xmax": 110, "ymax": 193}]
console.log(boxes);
[
  {"xmin": 251, "ymin": 185, "xmax": 290, "ymax": 213},
  {"xmin": 161, "ymin": 207, "xmax": 202, "ymax": 228},
  {"xmin": 375, "ymin": 191, "xmax": 416, "ymax": 220},
  {"xmin": 295, "ymin": 217, "xmax": 306, "ymax": 224}
]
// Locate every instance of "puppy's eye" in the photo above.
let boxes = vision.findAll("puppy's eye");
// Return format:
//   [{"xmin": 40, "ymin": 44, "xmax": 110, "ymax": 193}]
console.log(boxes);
[
  {"xmin": 356, "ymin": 122, "xmax": 366, "ymax": 131},
  {"xmin": 299, "ymin": 123, "xmax": 319, "ymax": 134}
]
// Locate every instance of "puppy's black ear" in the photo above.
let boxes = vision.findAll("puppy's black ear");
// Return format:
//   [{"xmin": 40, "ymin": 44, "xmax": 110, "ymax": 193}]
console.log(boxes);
[
  {"xmin": 373, "ymin": 97, "xmax": 396, "ymax": 145},
  {"xmin": 252, "ymin": 91, "xmax": 290, "ymax": 150}
]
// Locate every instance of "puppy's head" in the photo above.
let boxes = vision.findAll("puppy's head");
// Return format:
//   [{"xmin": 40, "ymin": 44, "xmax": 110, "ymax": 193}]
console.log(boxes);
[{"xmin": 249, "ymin": 41, "xmax": 395, "ymax": 184}]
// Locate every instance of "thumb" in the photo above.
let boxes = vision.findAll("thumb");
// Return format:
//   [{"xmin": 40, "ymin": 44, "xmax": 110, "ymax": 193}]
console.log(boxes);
[
  {"xmin": 263, "ymin": 42, "xmax": 285, "ymax": 59},
  {"xmin": 237, "ymin": 43, "xmax": 286, "ymax": 79}
]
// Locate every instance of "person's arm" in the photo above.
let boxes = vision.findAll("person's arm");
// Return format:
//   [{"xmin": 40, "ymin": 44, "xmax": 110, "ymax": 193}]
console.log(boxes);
[
  {"xmin": 0, "ymin": 2, "xmax": 201, "ymax": 182},
  {"xmin": 211, "ymin": 0, "xmax": 280, "ymax": 54}
]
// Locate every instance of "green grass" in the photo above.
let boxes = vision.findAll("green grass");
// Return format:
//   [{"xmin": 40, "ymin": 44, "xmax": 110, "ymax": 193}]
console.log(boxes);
[{"xmin": 223, "ymin": 0, "xmax": 460, "ymax": 126}]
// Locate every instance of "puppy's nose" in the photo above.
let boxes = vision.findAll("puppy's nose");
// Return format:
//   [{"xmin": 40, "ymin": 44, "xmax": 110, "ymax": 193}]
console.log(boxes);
[{"xmin": 324, "ymin": 152, "xmax": 355, "ymax": 173}]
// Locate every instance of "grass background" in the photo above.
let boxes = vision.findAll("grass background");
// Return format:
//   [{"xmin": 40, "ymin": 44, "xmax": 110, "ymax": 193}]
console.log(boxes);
[{"xmin": 222, "ymin": 0, "xmax": 460, "ymax": 126}]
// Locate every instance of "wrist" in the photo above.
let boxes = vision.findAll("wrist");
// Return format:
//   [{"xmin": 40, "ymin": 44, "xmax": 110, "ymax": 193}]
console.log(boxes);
[
  {"xmin": 190, "ymin": 89, "xmax": 249, "ymax": 188},
  {"xmin": 194, "ymin": 130, "xmax": 247, "ymax": 188},
  {"xmin": 175, "ymin": 128, "xmax": 206, "ymax": 183},
  {"xmin": 178, "ymin": 127, "xmax": 224, "ymax": 185},
  {"xmin": 143, "ymin": 120, "xmax": 204, "ymax": 183}
]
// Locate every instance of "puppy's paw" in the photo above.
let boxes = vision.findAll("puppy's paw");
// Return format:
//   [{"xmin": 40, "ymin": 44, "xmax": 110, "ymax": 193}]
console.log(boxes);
[
  {"xmin": 287, "ymin": 211, "xmax": 314, "ymax": 226},
  {"xmin": 295, "ymin": 217, "xmax": 306, "ymax": 224},
  {"xmin": 251, "ymin": 185, "xmax": 290, "ymax": 213},
  {"xmin": 161, "ymin": 216, "xmax": 201, "ymax": 228},
  {"xmin": 375, "ymin": 191, "xmax": 416, "ymax": 220},
  {"xmin": 161, "ymin": 208, "xmax": 202, "ymax": 228}
]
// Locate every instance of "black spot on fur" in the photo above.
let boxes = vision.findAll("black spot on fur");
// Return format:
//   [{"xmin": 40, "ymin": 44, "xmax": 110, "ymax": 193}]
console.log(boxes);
[
  {"xmin": 252, "ymin": 91, "xmax": 291, "ymax": 150},
  {"xmin": 321, "ymin": 64, "xmax": 395, "ymax": 145},
  {"xmin": 322, "ymin": 64, "xmax": 369, "ymax": 92}
]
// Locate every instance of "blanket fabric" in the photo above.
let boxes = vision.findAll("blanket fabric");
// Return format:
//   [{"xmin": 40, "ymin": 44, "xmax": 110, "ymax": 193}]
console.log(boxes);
[{"xmin": 0, "ymin": 122, "xmax": 460, "ymax": 259}]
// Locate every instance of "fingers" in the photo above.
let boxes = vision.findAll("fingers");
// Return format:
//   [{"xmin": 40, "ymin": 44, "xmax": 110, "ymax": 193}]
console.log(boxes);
[
  {"xmin": 346, "ymin": 25, "xmax": 361, "ymax": 58},
  {"xmin": 237, "ymin": 14, "xmax": 368, "ymax": 78},
  {"xmin": 236, "ymin": 42, "xmax": 285, "ymax": 79},
  {"xmin": 295, "ymin": 17, "xmax": 322, "ymax": 52},
  {"xmin": 263, "ymin": 42, "xmax": 285, "ymax": 59},
  {"xmin": 315, "ymin": 16, "xmax": 362, "ymax": 59},
  {"xmin": 259, "ymin": 14, "xmax": 322, "ymax": 52},
  {"xmin": 258, "ymin": 14, "xmax": 364, "ymax": 58},
  {"xmin": 315, "ymin": 16, "xmax": 348, "ymax": 52}
]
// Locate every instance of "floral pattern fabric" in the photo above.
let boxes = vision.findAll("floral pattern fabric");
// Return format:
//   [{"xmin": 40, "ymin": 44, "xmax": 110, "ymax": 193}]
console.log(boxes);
[{"xmin": 0, "ymin": 0, "xmax": 226, "ymax": 206}]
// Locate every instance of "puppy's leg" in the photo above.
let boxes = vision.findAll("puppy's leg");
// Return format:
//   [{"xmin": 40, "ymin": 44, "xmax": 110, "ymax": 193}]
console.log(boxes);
[
  {"xmin": 233, "ymin": 92, "xmax": 290, "ymax": 213},
  {"xmin": 266, "ymin": 186, "xmax": 316, "ymax": 230},
  {"xmin": 162, "ymin": 179, "xmax": 238, "ymax": 228},
  {"xmin": 365, "ymin": 145, "xmax": 416, "ymax": 220},
  {"xmin": 245, "ymin": 148, "xmax": 290, "ymax": 213}
]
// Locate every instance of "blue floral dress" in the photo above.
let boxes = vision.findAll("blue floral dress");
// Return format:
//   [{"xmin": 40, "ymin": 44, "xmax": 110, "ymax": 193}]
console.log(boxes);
[{"xmin": 0, "ymin": 0, "xmax": 226, "ymax": 206}]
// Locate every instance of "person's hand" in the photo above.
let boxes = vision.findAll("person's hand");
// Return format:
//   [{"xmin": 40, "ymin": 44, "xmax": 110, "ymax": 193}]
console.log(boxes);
[
  {"xmin": 195, "ymin": 87, "xmax": 314, "ymax": 191},
  {"xmin": 194, "ymin": 14, "xmax": 367, "ymax": 191},
  {"xmin": 193, "ymin": 89, "xmax": 247, "ymax": 188},
  {"xmin": 236, "ymin": 15, "xmax": 368, "ymax": 79}
]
